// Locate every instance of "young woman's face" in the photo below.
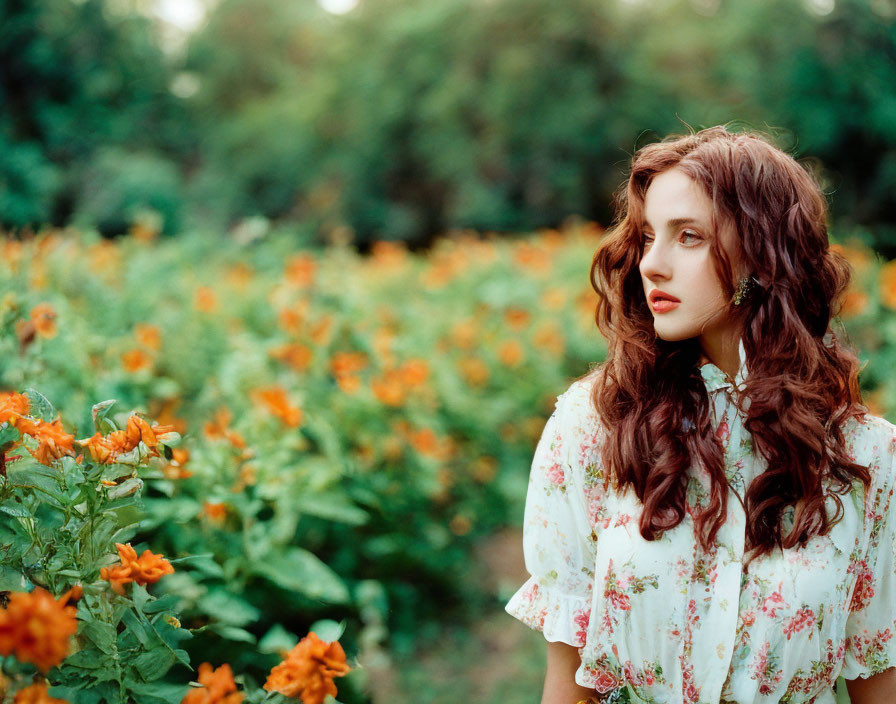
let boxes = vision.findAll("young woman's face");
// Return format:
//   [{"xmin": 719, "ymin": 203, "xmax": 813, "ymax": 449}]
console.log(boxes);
[{"xmin": 638, "ymin": 167, "xmax": 743, "ymax": 345}]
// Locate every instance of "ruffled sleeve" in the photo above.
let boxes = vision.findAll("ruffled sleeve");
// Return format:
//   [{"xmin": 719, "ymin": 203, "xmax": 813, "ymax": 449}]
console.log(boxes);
[
  {"xmin": 841, "ymin": 419, "xmax": 896, "ymax": 680},
  {"xmin": 504, "ymin": 377, "xmax": 601, "ymax": 648}
]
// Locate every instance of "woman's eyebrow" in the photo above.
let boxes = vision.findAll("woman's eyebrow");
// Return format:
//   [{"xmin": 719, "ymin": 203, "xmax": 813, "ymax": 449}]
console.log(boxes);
[{"xmin": 640, "ymin": 217, "xmax": 703, "ymax": 230}]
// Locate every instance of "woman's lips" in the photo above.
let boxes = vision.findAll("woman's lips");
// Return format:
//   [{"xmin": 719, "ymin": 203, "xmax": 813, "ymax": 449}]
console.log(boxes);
[{"xmin": 651, "ymin": 299, "xmax": 680, "ymax": 313}]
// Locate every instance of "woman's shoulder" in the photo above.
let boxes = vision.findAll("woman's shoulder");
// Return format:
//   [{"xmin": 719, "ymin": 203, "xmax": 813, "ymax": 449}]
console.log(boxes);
[
  {"xmin": 843, "ymin": 411, "xmax": 896, "ymax": 460},
  {"xmin": 552, "ymin": 368, "xmax": 605, "ymax": 440},
  {"xmin": 842, "ymin": 410, "xmax": 896, "ymax": 499}
]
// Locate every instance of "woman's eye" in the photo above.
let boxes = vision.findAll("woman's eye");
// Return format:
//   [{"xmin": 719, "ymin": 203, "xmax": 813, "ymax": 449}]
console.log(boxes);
[{"xmin": 681, "ymin": 230, "xmax": 701, "ymax": 243}]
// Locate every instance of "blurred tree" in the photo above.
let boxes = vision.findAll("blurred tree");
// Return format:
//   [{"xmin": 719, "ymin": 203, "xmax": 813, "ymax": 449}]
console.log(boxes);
[
  {"xmin": 0, "ymin": 0, "xmax": 190, "ymax": 232},
  {"xmin": 185, "ymin": 0, "xmax": 896, "ymax": 250},
  {"xmin": 2, "ymin": 0, "xmax": 895, "ymax": 249}
]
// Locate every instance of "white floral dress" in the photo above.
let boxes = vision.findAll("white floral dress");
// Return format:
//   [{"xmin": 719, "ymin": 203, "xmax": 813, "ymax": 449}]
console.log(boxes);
[{"xmin": 506, "ymin": 343, "xmax": 896, "ymax": 704}]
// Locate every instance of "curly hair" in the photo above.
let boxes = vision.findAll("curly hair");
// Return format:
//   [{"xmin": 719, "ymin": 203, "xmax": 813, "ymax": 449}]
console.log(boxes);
[{"xmin": 587, "ymin": 125, "xmax": 871, "ymax": 567}]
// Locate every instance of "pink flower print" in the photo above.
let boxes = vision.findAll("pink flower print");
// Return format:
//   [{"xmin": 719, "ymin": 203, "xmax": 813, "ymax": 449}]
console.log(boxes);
[
  {"xmin": 750, "ymin": 641, "xmax": 771, "ymax": 679},
  {"xmin": 741, "ymin": 610, "xmax": 756, "ymax": 627},
  {"xmin": 716, "ymin": 419, "xmax": 730, "ymax": 443},
  {"xmin": 523, "ymin": 582, "xmax": 539, "ymax": 603},
  {"xmin": 546, "ymin": 462, "xmax": 565, "ymax": 486},
  {"xmin": 750, "ymin": 640, "xmax": 784, "ymax": 695},
  {"xmin": 679, "ymin": 659, "xmax": 701, "ymax": 704},
  {"xmin": 761, "ymin": 583, "xmax": 789, "ymax": 618},
  {"xmin": 574, "ymin": 608, "xmax": 591, "ymax": 645},
  {"xmin": 783, "ymin": 607, "xmax": 817, "ymax": 639},
  {"xmin": 613, "ymin": 513, "xmax": 631, "ymax": 527},
  {"xmin": 849, "ymin": 562, "xmax": 876, "ymax": 612},
  {"xmin": 616, "ymin": 573, "xmax": 632, "ymax": 591},
  {"xmin": 608, "ymin": 590, "xmax": 631, "ymax": 611},
  {"xmin": 593, "ymin": 668, "xmax": 623, "ymax": 694}
]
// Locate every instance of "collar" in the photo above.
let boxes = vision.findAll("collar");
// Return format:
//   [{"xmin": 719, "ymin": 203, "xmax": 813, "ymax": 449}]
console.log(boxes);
[{"xmin": 699, "ymin": 337, "xmax": 749, "ymax": 395}]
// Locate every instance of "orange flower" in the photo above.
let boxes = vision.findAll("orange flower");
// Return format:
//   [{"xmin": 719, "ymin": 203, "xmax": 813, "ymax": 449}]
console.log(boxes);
[
  {"xmin": 370, "ymin": 240, "xmax": 408, "ymax": 269},
  {"xmin": 450, "ymin": 320, "xmax": 477, "ymax": 350},
  {"xmin": 371, "ymin": 371, "xmax": 406, "ymax": 407},
  {"xmin": 194, "ymin": 287, "xmax": 218, "ymax": 313},
  {"xmin": 13, "ymin": 681, "xmax": 69, "ymax": 704},
  {"xmin": 449, "ymin": 514, "xmax": 472, "ymax": 536},
  {"xmin": 134, "ymin": 324, "xmax": 162, "ymax": 351},
  {"xmin": 398, "ymin": 359, "xmax": 428, "ymax": 387},
  {"xmin": 831, "ymin": 242, "xmax": 871, "ymax": 274},
  {"xmin": 329, "ymin": 351, "xmax": 367, "ymax": 377},
  {"xmin": 409, "ymin": 428, "xmax": 440, "ymax": 457},
  {"xmin": 284, "ymin": 254, "xmax": 316, "ymax": 288},
  {"xmin": 24, "ymin": 418, "xmax": 76, "ymax": 466},
  {"xmin": 30, "ymin": 303, "xmax": 57, "ymax": 339},
  {"xmin": 162, "ymin": 447, "xmax": 193, "ymax": 479},
  {"xmin": 880, "ymin": 260, "xmax": 896, "ymax": 310},
  {"xmin": 263, "ymin": 632, "xmax": 350, "ymax": 704},
  {"xmin": 78, "ymin": 415, "xmax": 174, "ymax": 464},
  {"xmin": 309, "ymin": 316, "xmax": 334, "ymax": 346},
  {"xmin": 503, "ymin": 307, "xmax": 530, "ymax": 331},
  {"xmin": 251, "ymin": 387, "xmax": 303, "ymax": 428},
  {"xmin": 277, "ymin": 307, "xmax": 305, "ymax": 336},
  {"xmin": 121, "ymin": 348, "xmax": 153, "ymax": 373},
  {"xmin": 513, "ymin": 241, "xmax": 551, "ymax": 274},
  {"xmin": 0, "ymin": 391, "xmax": 30, "ymax": 425},
  {"xmin": 336, "ymin": 374, "xmax": 361, "ymax": 394},
  {"xmin": 148, "ymin": 398, "xmax": 188, "ymax": 435},
  {"xmin": 203, "ymin": 409, "xmax": 246, "ymax": 449},
  {"xmin": 533, "ymin": 322, "xmax": 565, "ymax": 358},
  {"xmin": 182, "ymin": 662, "xmax": 244, "ymax": 704},
  {"xmin": 201, "ymin": 501, "xmax": 227, "ymax": 523},
  {"xmin": 100, "ymin": 542, "xmax": 174, "ymax": 595},
  {"xmin": 458, "ymin": 358, "xmax": 489, "ymax": 387},
  {"xmin": 542, "ymin": 287, "xmax": 567, "ymax": 310},
  {"xmin": 269, "ymin": 343, "xmax": 313, "ymax": 372},
  {"xmin": 497, "ymin": 339, "xmax": 524, "ymax": 368},
  {"xmin": 839, "ymin": 288, "xmax": 868, "ymax": 318},
  {"xmin": 0, "ymin": 587, "xmax": 78, "ymax": 671}
]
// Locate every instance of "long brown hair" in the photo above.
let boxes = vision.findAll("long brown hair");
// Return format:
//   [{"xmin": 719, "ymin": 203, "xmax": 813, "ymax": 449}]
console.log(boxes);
[{"xmin": 588, "ymin": 125, "xmax": 871, "ymax": 565}]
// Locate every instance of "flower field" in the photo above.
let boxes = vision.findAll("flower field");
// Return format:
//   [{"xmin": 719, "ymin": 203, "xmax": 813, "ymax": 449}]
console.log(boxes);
[{"xmin": 0, "ymin": 221, "xmax": 893, "ymax": 703}]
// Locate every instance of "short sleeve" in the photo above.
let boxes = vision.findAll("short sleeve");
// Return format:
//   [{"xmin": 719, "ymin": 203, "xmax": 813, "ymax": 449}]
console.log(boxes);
[
  {"xmin": 504, "ymin": 379, "xmax": 600, "ymax": 648},
  {"xmin": 841, "ymin": 423, "xmax": 896, "ymax": 680}
]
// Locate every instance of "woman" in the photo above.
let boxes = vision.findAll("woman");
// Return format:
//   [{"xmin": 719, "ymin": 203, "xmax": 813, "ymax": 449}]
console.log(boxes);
[{"xmin": 505, "ymin": 126, "xmax": 896, "ymax": 703}]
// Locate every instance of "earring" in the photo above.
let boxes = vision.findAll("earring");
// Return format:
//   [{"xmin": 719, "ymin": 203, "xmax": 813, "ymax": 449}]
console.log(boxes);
[{"xmin": 733, "ymin": 275, "xmax": 758, "ymax": 306}]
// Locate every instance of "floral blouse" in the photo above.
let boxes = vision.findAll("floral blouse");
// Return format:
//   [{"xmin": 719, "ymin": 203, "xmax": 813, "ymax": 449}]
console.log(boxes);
[{"xmin": 506, "ymin": 343, "xmax": 896, "ymax": 704}]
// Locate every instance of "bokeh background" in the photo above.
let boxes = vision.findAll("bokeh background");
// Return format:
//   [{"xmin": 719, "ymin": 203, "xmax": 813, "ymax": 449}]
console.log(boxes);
[{"xmin": 2, "ymin": 0, "xmax": 896, "ymax": 701}]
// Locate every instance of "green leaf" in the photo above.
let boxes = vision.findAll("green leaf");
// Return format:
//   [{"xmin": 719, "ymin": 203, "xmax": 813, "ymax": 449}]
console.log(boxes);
[
  {"xmin": 127, "ymin": 680, "xmax": 191, "ymax": 704},
  {"xmin": 24, "ymin": 388, "xmax": 56, "ymax": 422},
  {"xmin": 0, "ymin": 422, "xmax": 20, "ymax": 449},
  {"xmin": 308, "ymin": 619, "xmax": 346, "ymax": 643},
  {"xmin": 91, "ymin": 400, "xmax": 119, "ymax": 434},
  {"xmin": 142, "ymin": 593, "xmax": 179, "ymax": 614},
  {"xmin": 148, "ymin": 618, "xmax": 192, "ymax": 664},
  {"xmin": 120, "ymin": 609, "xmax": 153, "ymax": 647},
  {"xmin": 0, "ymin": 564, "xmax": 28, "ymax": 591},
  {"xmin": 0, "ymin": 503, "xmax": 32, "ymax": 518},
  {"xmin": 81, "ymin": 620, "xmax": 118, "ymax": 655},
  {"xmin": 205, "ymin": 623, "xmax": 257, "ymax": 644},
  {"xmin": 200, "ymin": 588, "xmax": 260, "ymax": 627},
  {"xmin": 133, "ymin": 646, "xmax": 175, "ymax": 681},
  {"xmin": 253, "ymin": 547, "xmax": 350, "ymax": 604},
  {"xmin": 63, "ymin": 648, "xmax": 109, "ymax": 670},
  {"xmin": 292, "ymin": 493, "xmax": 368, "ymax": 526},
  {"xmin": 131, "ymin": 582, "xmax": 151, "ymax": 612},
  {"xmin": 258, "ymin": 623, "xmax": 298, "ymax": 654}
]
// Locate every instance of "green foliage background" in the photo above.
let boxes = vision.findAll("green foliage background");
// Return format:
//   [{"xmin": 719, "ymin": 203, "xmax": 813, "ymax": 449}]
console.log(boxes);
[{"xmin": 1, "ymin": 0, "xmax": 895, "ymax": 251}]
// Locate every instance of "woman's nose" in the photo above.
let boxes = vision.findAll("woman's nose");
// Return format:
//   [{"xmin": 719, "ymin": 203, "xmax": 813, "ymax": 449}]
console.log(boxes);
[{"xmin": 639, "ymin": 240, "xmax": 673, "ymax": 280}]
